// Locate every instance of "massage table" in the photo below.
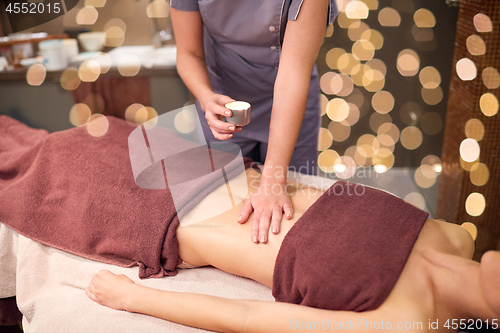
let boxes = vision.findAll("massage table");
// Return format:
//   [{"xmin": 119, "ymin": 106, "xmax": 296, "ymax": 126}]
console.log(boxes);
[{"xmin": 0, "ymin": 170, "xmax": 431, "ymax": 332}]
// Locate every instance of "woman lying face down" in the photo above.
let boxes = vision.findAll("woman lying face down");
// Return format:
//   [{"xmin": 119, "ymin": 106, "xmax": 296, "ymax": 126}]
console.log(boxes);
[{"xmin": 86, "ymin": 168, "xmax": 500, "ymax": 333}]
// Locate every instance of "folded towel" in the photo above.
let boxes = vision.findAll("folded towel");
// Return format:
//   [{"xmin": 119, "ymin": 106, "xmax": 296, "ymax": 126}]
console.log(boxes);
[
  {"xmin": 272, "ymin": 180, "xmax": 429, "ymax": 312},
  {"xmin": 0, "ymin": 115, "xmax": 246, "ymax": 279}
]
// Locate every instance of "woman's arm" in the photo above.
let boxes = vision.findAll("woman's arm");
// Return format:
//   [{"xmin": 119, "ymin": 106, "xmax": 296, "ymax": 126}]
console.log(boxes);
[
  {"xmin": 239, "ymin": 0, "xmax": 329, "ymax": 243},
  {"xmin": 170, "ymin": 8, "xmax": 240, "ymax": 140},
  {"xmin": 86, "ymin": 270, "xmax": 378, "ymax": 333}
]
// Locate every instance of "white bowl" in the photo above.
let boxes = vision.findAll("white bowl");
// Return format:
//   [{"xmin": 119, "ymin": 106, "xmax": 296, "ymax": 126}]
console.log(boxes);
[{"xmin": 77, "ymin": 32, "xmax": 106, "ymax": 52}]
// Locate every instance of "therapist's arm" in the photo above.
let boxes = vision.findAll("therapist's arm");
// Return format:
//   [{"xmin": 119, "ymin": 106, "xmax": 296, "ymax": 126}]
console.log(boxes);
[
  {"xmin": 239, "ymin": 0, "xmax": 328, "ymax": 242},
  {"xmin": 170, "ymin": 8, "xmax": 241, "ymax": 139}
]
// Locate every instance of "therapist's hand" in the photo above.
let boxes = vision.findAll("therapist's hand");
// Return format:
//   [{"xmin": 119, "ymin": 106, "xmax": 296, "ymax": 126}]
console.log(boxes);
[
  {"xmin": 202, "ymin": 93, "xmax": 242, "ymax": 140},
  {"xmin": 238, "ymin": 175, "xmax": 293, "ymax": 243}
]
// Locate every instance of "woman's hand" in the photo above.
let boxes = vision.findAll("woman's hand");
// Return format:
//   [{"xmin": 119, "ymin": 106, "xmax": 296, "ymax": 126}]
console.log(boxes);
[
  {"xmin": 202, "ymin": 93, "xmax": 242, "ymax": 140},
  {"xmin": 86, "ymin": 269, "xmax": 136, "ymax": 311},
  {"xmin": 238, "ymin": 174, "xmax": 293, "ymax": 243}
]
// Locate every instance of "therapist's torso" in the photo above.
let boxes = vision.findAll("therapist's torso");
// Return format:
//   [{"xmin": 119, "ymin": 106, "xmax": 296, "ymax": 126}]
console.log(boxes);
[{"xmin": 171, "ymin": 0, "xmax": 339, "ymax": 141}]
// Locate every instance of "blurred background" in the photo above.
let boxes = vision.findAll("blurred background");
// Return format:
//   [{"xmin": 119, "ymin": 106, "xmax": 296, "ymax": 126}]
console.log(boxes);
[{"xmin": 0, "ymin": 0, "xmax": 498, "ymax": 254}]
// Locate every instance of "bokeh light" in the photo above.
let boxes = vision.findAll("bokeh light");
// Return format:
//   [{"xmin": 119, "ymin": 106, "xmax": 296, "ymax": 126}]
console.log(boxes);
[
  {"xmin": 104, "ymin": 18, "xmax": 127, "ymax": 47},
  {"xmin": 345, "ymin": 1, "xmax": 369, "ymax": 19},
  {"xmin": 352, "ymin": 40, "xmax": 375, "ymax": 61},
  {"xmin": 361, "ymin": 29, "xmax": 384, "ymax": 50},
  {"xmin": 419, "ymin": 66, "xmax": 441, "ymax": 89},
  {"xmin": 345, "ymin": 103, "xmax": 360, "ymax": 125},
  {"xmin": 470, "ymin": 163, "xmax": 489, "ymax": 187},
  {"xmin": 414, "ymin": 165, "xmax": 437, "ymax": 188},
  {"xmin": 461, "ymin": 222, "xmax": 478, "ymax": 241},
  {"xmin": 174, "ymin": 108, "xmax": 197, "ymax": 134},
  {"xmin": 135, "ymin": 106, "xmax": 158, "ymax": 127},
  {"xmin": 328, "ymin": 120, "xmax": 351, "ymax": 142},
  {"xmin": 147, "ymin": 0, "xmax": 170, "ymax": 18},
  {"xmin": 86, "ymin": 114, "xmax": 109, "ymax": 137},
  {"xmin": 473, "ymin": 13, "xmax": 493, "ymax": 33},
  {"xmin": 334, "ymin": 156, "xmax": 357, "ymax": 179},
  {"xmin": 466, "ymin": 35, "xmax": 486, "ymax": 56},
  {"xmin": 456, "ymin": 58, "xmax": 477, "ymax": 81},
  {"xmin": 413, "ymin": 9, "xmax": 436, "ymax": 28},
  {"xmin": 421, "ymin": 155, "xmax": 442, "ymax": 173},
  {"xmin": 326, "ymin": 48, "xmax": 346, "ymax": 70},
  {"xmin": 348, "ymin": 21, "xmax": 370, "ymax": 41},
  {"xmin": 397, "ymin": 49, "xmax": 420, "ymax": 76},
  {"xmin": 69, "ymin": 103, "xmax": 91, "ymax": 127},
  {"xmin": 320, "ymin": 94, "xmax": 328, "ymax": 115},
  {"xmin": 125, "ymin": 103, "xmax": 144, "ymax": 124},
  {"xmin": 337, "ymin": 11, "xmax": 359, "ymax": 29},
  {"xmin": 118, "ymin": 55, "xmax": 141, "ymax": 76},
  {"xmin": 479, "ymin": 93, "xmax": 499, "ymax": 117},
  {"xmin": 318, "ymin": 149, "xmax": 340, "ymax": 173},
  {"xmin": 404, "ymin": 192, "xmax": 426, "ymax": 210},
  {"xmin": 320, "ymin": 72, "xmax": 337, "ymax": 94},
  {"xmin": 371, "ymin": 90, "xmax": 394, "ymax": 114},
  {"xmin": 76, "ymin": 6, "xmax": 98, "ymax": 25},
  {"xmin": 465, "ymin": 192, "xmax": 486, "ymax": 217},
  {"xmin": 60, "ymin": 68, "xmax": 81, "ymax": 90},
  {"xmin": 412, "ymin": 25, "xmax": 435, "ymax": 43},
  {"xmin": 421, "ymin": 86, "xmax": 443, "ymax": 105},
  {"xmin": 85, "ymin": 0, "xmax": 106, "ymax": 7},
  {"xmin": 482, "ymin": 67, "xmax": 500, "ymax": 89},
  {"xmin": 465, "ymin": 118, "xmax": 485, "ymax": 141},
  {"xmin": 370, "ymin": 112, "xmax": 391, "ymax": 132},
  {"xmin": 318, "ymin": 127, "xmax": 333, "ymax": 151},
  {"xmin": 378, "ymin": 7, "xmax": 401, "ymax": 27},
  {"xmin": 338, "ymin": 53, "xmax": 361, "ymax": 75},
  {"xmin": 400, "ymin": 101, "xmax": 422, "ymax": 125},
  {"xmin": 326, "ymin": 98, "xmax": 350, "ymax": 121},
  {"xmin": 400, "ymin": 126, "xmax": 423, "ymax": 150},
  {"xmin": 78, "ymin": 60, "xmax": 101, "ymax": 82},
  {"xmin": 26, "ymin": 64, "xmax": 46, "ymax": 86},
  {"xmin": 460, "ymin": 138, "xmax": 480, "ymax": 162}
]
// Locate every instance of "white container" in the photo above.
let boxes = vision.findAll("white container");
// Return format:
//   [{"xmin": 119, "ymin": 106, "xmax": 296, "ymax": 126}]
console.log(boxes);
[
  {"xmin": 77, "ymin": 32, "xmax": 106, "ymax": 52},
  {"xmin": 63, "ymin": 38, "xmax": 79, "ymax": 63},
  {"xmin": 38, "ymin": 39, "xmax": 68, "ymax": 71}
]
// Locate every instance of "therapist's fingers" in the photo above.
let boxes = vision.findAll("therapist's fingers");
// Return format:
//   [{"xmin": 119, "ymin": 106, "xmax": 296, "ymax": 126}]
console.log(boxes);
[
  {"xmin": 257, "ymin": 210, "xmax": 272, "ymax": 243},
  {"xmin": 239, "ymin": 197, "xmax": 254, "ymax": 224},
  {"xmin": 206, "ymin": 112, "xmax": 240, "ymax": 138},
  {"xmin": 270, "ymin": 206, "xmax": 282, "ymax": 235},
  {"xmin": 283, "ymin": 201, "xmax": 293, "ymax": 220},
  {"xmin": 206, "ymin": 100, "xmax": 232, "ymax": 118},
  {"xmin": 251, "ymin": 210, "xmax": 262, "ymax": 243}
]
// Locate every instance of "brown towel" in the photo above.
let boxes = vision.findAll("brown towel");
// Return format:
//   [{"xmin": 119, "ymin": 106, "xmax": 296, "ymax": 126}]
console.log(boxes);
[
  {"xmin": 0, "ymin": 115, "xmax": 246, "ymax": 279},
  {"xmin": 0, "ymin": 297, "xmax": 21, "ymax": 326},
  {"xmin": 272, "ymin": 181, "xmax": 429, "ymax": 312}
]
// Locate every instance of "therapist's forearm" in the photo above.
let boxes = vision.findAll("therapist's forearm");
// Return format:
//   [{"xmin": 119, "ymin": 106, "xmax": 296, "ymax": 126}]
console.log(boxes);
[
  {"xmin": 263, "ymin": 73, "xmax": 310, "ymax": 183},
  {"xmin": 176, "ymin": 52, "xmax": 215, "ymax": 110}
]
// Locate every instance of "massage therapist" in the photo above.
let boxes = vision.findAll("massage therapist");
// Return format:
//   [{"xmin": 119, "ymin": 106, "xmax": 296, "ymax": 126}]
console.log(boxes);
[{"xmin": 169, "ymin": 0, "xmax": 338, "ymax": 243}]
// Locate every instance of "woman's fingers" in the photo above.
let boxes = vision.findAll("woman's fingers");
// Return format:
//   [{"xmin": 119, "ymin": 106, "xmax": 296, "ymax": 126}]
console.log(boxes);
[{"xmin": 239, "ymin": 197, "xmax": 254, "ymax": 224}]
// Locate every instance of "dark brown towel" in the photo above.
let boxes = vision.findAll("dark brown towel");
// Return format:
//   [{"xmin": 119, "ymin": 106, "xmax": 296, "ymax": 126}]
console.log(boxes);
[
  {"xmin": 0, "ymin": 115, "xmax": 246, "ymax": 279},
  {"xmin": 0, "ymin": 297, "xmax": 21, "ymax": 326},
  {"xmin": 272, "ymin": 180, "xmax": 429, "ymax": 312}
]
